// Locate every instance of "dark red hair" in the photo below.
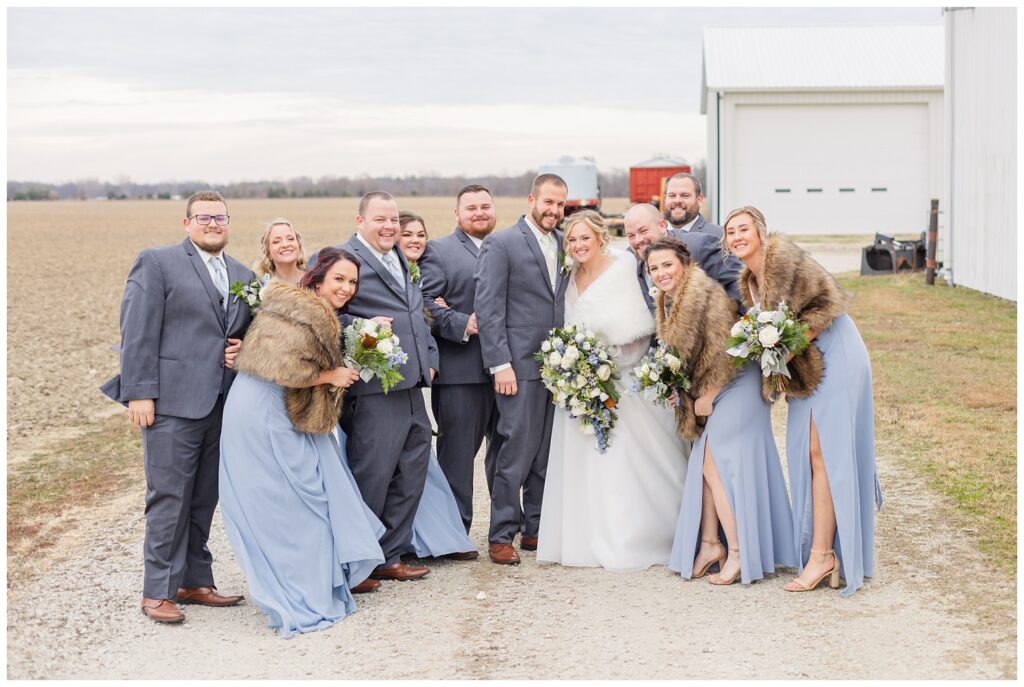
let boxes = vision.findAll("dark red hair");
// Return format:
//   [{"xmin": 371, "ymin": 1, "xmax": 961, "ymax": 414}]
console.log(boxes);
[{"xmin": 300, "ymin": 247, "xmax": 361, "ymax": 311}]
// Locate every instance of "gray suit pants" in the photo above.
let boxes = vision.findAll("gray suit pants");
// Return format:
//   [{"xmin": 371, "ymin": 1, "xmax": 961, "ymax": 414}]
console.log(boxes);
[
  {"xmin": 141, "ymin": 398, "xmax": 223, "ymax": 599},
  {"xmin": 487, "ymin": 380, "xmax": 554, "ymax": 544},
  {"xmin": 431, "ymin": 383, "xmax": 498, "ymax": 533},
  {"xmin": 341, "ymin": 389, "xmax": 431, "ymax": 565}
]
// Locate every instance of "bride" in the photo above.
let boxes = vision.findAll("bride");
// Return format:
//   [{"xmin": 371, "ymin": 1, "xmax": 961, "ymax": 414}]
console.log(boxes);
[{"xmin": 537, "ymin": 210, "xmax": 690, "ymax": 572}]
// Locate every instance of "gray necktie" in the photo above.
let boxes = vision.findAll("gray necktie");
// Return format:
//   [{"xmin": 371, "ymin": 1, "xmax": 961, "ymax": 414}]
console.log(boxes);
[
  {"xmin": 382, "ymin": 252, "xmax": 404, "ymax": 285},
  {"xmin": 210, "ymin": 256, "xmax": 228, "ymax": 311}
]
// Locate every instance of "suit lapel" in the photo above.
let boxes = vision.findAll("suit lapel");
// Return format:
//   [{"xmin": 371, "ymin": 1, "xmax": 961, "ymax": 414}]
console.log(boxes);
[
  {"xmin": 454, "ymin": 228, "xmax": 479, "ymax": 258},
  {"xmin": 224, "ymin": 255, "xmax": 244, "ymax": 332},
  {"xmin": 348, "ymin": 238, "xmax": 408, "ymax": 301},
  {"xmin": 518, "ymin": 218, "xmax": 554, "ymax": 297},
  {"xmin": 183, "ymin": 238, "xmax": 227, "ymax": 333},
  {"xmin": 553, "ymin": 228, "xmax": 567, "ymax": 297}
]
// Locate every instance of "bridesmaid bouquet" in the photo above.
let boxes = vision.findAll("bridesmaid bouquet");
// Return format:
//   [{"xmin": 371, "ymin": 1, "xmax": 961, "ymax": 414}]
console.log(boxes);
[
  {"xmin": 229, "ymin": 274, "xmax": 271, "ymax": 316},
  {"xmin": 343, "ymin": 318, "xmax": 409, "ymax": 393},
  {"xmin": 534, "ymin": 325, "xmax": 620, "ymax": 453},
  {"xmin": 726, "ymin": 302, "xmax": 810, "ymax": 399},
  {"xmin": 631, "ymin": 340, "xmax": 692, "ymax": 409}
]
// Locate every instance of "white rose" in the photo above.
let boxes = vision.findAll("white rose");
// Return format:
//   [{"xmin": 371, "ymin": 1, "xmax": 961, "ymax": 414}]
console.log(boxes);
[
  {"xmin": 596, "ymin": 364, "xmax": 611, "ymax": 381},
  {"xmin": 564, "ymin": 345, "xmax": 579, "ymax": 360},
  {"xmin": 574, "ymin": 374, "xmax": 587, "ymax": 388},
  {"xmin": 557, "ymin": 379, "xmax": 566, "ymax": 388},
  {"xmin": 581, "ymin": 424, "xmax": 596, "ymax": 435},
  {"xmin": 582, "ymin": 342, "xmax": 592, "ymax": 351},
  {"xmin": 785, "ymin": 319, "xmax": 794, "ymax": 327},
  {"xmin": 649, "ymin": 286, "xmax": 659, "ymax": 298},
  {"xmin": 390, "ymin": 334, "xmax": 400, "ymax": 346},
  {"xmin": 758, "ymin": 325, "xmax": 781, "ymax": 348},
  {"xmin": 665, "ymin": 354, "xmax": 682, "ymax": 372},
  {"xmin": 730, "ymin": 321, "xmax": 745, "ymax": 337},
  {"xmin": 361, "ymin": 321, "xmax": 377, "ymax": 336},
  {"xmin": 560, "ymin": 357, "xmax": 574, "ymax": 370},
  {"xmin": 589, "ymin": 387, "xmax": 602, "ymax": 398},
  {"xmin": 541, "ymin": 340, "xmax": 552, "ymax": 352},
  {"xmin": 575, "ymin": 333, "xmax": 585, "ymax": 344},
  {"xmin": 599, "ymin": 392, "xmax": 609, "ymax": 402},
  {"xmin": 757, "ymin": 310, "xmax": 776, "ymax": 323},
  {"xmin": 376, "ymin": 339, "xmax": 394, "ymax": 354},
  {"xmin": 647, "ymin": 370, "xmax": 660, "ymax": 382},
  {"xmin": 556, "ymin": 391, "xmax": 568, "ymax": 403},
  {"xmin": 547, "ymin": 351, "xmax": 562, "ymax": 367}
]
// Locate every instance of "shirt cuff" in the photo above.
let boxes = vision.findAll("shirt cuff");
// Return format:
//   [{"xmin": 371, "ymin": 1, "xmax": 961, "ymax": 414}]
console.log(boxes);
[{"xmin": 489, "ymin": 363, "xmax": 512, "ymax": 374}]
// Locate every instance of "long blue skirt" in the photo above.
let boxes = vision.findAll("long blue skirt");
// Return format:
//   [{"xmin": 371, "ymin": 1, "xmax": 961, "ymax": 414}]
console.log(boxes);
[
  {"xmin": 407, "ymin": 449, "xmax": 476, "ymax": 558},
  {"xmin": 669, "ymin": 364, "xmax": 798, "ymax": 583},
  {"xmin": 219, "ymin": 373, "xmax": 385, "ymax": 638},
  {"xmin": 787, "ymin": 314, "xmax": 883, "ymax": 596}
]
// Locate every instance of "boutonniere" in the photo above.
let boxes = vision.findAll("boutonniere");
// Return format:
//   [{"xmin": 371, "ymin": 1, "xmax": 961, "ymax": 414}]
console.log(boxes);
[
  {"xmin": 408, "ymin": 260, "xmax": 421, "ymax": 284},
  {"xmin": 230, "ymin": 274, "xmax": 271, "ymax": 315},
  {"xmin": 648, "ymin": 286, "xmax": 659, "ymax": 298},
  {"xmin": 560, "ymin": 252, "xmax": 574, "ymax": 275}
]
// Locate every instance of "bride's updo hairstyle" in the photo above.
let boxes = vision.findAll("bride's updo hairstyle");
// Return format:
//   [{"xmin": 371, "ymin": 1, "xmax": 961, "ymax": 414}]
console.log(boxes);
[
  {"xmin": 300, "ymin": 247, "xmax": 362, "ymax": 312},
  {"xmin": 644, "ymin": 236, "xmax": 692, "ymax": 270},
  {"xmin": 721, "ymin": 206, "xmax": 770, "ymax": 256},
  {"xmin": 562, "ymin": 209, "xmax": 611, "ymax": 256}
]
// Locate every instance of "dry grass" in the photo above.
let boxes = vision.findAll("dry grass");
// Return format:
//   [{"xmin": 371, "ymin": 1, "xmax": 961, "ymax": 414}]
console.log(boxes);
[{"xmin": 840, "ymin": 272, "xmax": 1017, "ymax": 572}]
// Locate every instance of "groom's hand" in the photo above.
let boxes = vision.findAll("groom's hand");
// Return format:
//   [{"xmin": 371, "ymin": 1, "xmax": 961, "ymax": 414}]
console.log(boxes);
[
  {"xmin": 494, "ymin": 368, "xmax": 517, "ymax": 396},
  {"xmin": 128, "ymin": 399, "xmax": 155, "ymax": 428}
]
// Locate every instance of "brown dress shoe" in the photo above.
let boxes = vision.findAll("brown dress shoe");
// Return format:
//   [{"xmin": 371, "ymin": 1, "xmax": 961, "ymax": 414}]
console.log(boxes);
[
  {"xmin": 370, "ymin": 562, "xmax": 430, "ymax": 581},
  {"xmin": 519, "ymin": 535, "xmax": 538, "ymax": 551},
  {"xmin": 443, "ymin": 550, "xmax": 480, "ymax": 561},
  {"xmin": 351, "ymin": 577, "xmax": 382, "ymax": 594},
  {"xmin": 141, "ymin": 597, "xmax": 185, "ymax": 624},
  {"xmin": 488, "ymin": 542, "xmax": 521, "ymax": 565},
  {"xmin": 175, "ymin": 586, "xmax": 244, "ymax": 607}
]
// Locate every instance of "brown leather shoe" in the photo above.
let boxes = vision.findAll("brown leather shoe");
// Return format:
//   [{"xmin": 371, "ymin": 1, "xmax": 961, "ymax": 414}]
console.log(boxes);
[
  {"xmin": 370, "ymin": 562, "xmax": 430, "ymax": 581},
  {"xmin": 351, "ymin": 577, "xmax": 382, "ymax": 594},
  {"xmin": 519, "ymin": 535, "xmax": 538, "ymax": 551},
  {"xmin": 488, "ymin": 542, "xmax": 521, "ymax": 565},
  {"xmin": 175, "ymin": 586, "xmax": 244, "ymax": 607},
  {"xmin": 141, "ymin": 597, "xmax": 185, "ymax": 624},
  {"xmin": 443, "ymin": 550, "xmax": 480, "ymax": 561}
]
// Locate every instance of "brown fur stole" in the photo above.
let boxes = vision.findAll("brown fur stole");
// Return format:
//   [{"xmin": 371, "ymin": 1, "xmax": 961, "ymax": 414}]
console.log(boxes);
[
  {"xmin": 234, "ymin": 280, "xmax": 344, "ymax": 434},
  {"xmin": 738, "ymin": 234, "xmax": 849, "ymax": 401},
  {"xmin": 655, "ymin": 264, "xmax": 739, "ymax": 441}
]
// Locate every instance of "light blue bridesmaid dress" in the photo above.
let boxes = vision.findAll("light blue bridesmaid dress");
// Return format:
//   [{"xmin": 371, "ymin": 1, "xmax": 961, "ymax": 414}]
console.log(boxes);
[
  {"xmin": 406, "ymin": 449, "xmax": 477, "ymax": 558},
  {"xmin": 669, "ymin": 363, "xmax": 798, "ymax": 583},
  {"xmin": 219, "ymin": 372, "xmax": 385, "ymax": 639},
  {"xmin": 787, "ymin": 314, "xmax": 882, "ymax": 596}
]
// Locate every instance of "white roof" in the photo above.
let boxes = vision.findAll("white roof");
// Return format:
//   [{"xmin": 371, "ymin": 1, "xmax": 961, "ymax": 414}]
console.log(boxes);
[
  {"xmin": 702, "ymin": 25, "xmax": 943, "ymax": 103},
  {"xmin": 633, "ymin": 156, "xmax": 690, "ymax": 168}
]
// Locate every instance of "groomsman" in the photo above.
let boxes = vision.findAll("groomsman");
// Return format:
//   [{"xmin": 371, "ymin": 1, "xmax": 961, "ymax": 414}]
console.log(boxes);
[
  {"xmin": 625, "ymin": 202, "xmax": 743, "ymax": 313},
  {"xmin": 662, "ymin": 173, "xmax": 723, "ymax": 238},
  {"xmin": 335, "ymin": 192, "xmax": 440, "ymax": 581},
  {"xmin": 419, "ymin": 185, "xmax": 499, "ymax": 541},
  {"xmin": 475, "ymin": 174, "xmax": 569, "ymax": 565},
  {"xmin": 101, "ymin": 190, "xmax": 251, "ymax": 623}
]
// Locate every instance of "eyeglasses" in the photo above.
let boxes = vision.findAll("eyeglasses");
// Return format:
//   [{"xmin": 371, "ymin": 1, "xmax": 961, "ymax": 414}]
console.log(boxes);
[{"xmin": 190, "ymin": 214, "xmax": 230, "ymax": 226}]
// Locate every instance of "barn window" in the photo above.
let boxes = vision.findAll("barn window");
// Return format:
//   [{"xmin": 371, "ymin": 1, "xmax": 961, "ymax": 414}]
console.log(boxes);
[
  {"xmin": 839, "ymin": 188, "xmax": 855, "ymax": 192},
  {"xmin": 775, "ymin": 188, "xmax": 791, "ymax": 193},
  {"xmin": 807, "ymin": 188, "xmax": 823, "ymax": 193},
  {"xmin": 871, "ymin": 187, "xmax": 888, "ymax": 192}
]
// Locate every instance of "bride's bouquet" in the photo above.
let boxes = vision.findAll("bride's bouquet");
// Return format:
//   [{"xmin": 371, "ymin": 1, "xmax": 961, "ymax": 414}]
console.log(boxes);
[
  {"xmin": 725, "ymin": 302, "xmax": 810, "ymax": 400},
  {"xmin": 342, "ymin": 318, "xmax": 408, "ymax": 393},
  {"xmin": 631, "ymin": 340, "xmax": 692, "ymax": 409},
  {"xmin": 534, "ymin": 325, "xmax": 620, "ymax": 453}
]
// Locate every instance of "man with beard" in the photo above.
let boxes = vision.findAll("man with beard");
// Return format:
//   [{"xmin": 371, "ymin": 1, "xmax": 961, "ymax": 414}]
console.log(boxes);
[
  {"xmin": 418, "ymin": 185, "xmax": 500, "ymax": 543},
  {"xmin": 101, "ymin": 190, "xmax": 252, "ymax": 623},
  {"xmin": 625, "ymin": 202, "xmax": 743, "ymax": 313},
  {"xmin": 474, "ymin": 174, "xmax": 569, "ymax": 565},
  {"xmin": 662, "ymin": 173, "xmax": 723, "ymax": 238}
]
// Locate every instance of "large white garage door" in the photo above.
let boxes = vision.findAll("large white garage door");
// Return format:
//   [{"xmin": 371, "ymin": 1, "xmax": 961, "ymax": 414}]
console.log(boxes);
[{"xmin": 727, "ymin": 102, "xmax": 931, "ymax": 235}]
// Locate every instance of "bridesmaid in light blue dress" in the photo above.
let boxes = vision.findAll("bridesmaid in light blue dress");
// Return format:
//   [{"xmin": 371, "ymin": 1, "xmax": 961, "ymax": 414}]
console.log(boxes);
[
  {"xmin": 724, "ymin": 206, "xmax": 882, "ymax": 596},
  {"xmin": 398, "ymin": 211, "xmax": 477, "ymax": 561},
  {"xmin": 649, "ymin": 238, "xmax": 796, "ymax": 586},
  {"xmin": 220, "ymin": 250, "xmax": 385, "ymax": 638}
]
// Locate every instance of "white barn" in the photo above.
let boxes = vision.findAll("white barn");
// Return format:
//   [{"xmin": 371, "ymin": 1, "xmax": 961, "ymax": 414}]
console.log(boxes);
[
  {"xmin": 701, "ymin": 25, "xmax": 945, "ymax": 236},
  {"xmin": 942, "ymin": 8, "xmax": 1016, "ymax": 302}
]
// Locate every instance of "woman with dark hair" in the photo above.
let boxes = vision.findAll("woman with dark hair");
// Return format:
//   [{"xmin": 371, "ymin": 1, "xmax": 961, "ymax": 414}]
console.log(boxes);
[
  {"xmin": 723, "ymin": 207, "xmax": 881, "ymax": 595},
  {"xmin": 647, "ymin": 237, "xmax": 795, "ymax": 586},
  {"xmin": 218, "ymin": 247, "xmax": 386, "ymax": 638}
]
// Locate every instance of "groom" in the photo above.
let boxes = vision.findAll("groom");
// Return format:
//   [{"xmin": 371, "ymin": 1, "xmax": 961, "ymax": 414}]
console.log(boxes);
[{"xmin": 474, "ymin": 174, "xmax": 569, "ymax": 565}]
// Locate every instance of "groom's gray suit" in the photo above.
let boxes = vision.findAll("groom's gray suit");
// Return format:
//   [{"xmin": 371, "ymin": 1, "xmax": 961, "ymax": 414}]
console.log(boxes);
[
  {"xmin": 100, "ymin": 237, "xmax": 253, "ymax": 599},
  {"xmin": 335, "ymin": 235, "xmax": 439, "ymax": 566},
  {"xmin": 419, "ymin": 228, "xmax": 499, "ymax": 532},
  {"xmin": 475, "ymin": 217, "xmax": 568, "ymax": 544}
]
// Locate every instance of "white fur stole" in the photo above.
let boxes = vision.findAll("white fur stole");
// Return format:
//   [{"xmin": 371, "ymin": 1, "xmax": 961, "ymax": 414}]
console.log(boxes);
[{"xmin": 567, "ymin": 249, "xmax": 655, "ymax": 346}]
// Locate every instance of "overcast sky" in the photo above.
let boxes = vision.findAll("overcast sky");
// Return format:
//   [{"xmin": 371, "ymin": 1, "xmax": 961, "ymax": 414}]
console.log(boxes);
[{"xmin": 8, "ymin": 6, "xmax": 942, "ymax": 183}]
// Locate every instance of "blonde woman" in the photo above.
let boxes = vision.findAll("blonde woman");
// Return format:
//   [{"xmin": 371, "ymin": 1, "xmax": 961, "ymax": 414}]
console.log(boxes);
[
  {"xmin": 255, "ymin": 218, "xmax": 308, "ymax": 284},
  {"xmin": 536, "ymin": 211, "xmax": 689, "ymax": 572}
]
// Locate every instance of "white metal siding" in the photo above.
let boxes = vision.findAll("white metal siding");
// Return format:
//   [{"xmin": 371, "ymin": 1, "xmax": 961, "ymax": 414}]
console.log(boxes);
[{"xmin": 944, "ymin": 8, "xmax": 1017, "ymax": 301}]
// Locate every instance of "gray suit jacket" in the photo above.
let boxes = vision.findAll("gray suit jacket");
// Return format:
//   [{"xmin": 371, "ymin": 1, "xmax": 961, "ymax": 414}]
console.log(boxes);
[
  {"xmin": 670, "ymin": 215, "xmax": 723, "ymax": 239},
  {"xmin": 418, "ymin": 228, "xmax": 489, "ymax": 385},
  {"xmin": 100, "ymin": 237, "xmax": 254, "ymax": 419},
  {"xmin": 337, "ymin": 236, "xmax": 439, "ymax": 396},
  {"xmin": 636, "ymin": 229, "xmax": 743, "ymax": 313},
  {"xmin": 475, "ymin": 217, "xmax": 569, "ymax": 381}
]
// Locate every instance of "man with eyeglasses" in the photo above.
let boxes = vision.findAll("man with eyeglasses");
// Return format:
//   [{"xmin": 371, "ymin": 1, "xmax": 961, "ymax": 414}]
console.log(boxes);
[{"xmin": 101, "ymin": 190, "xmax": 254, "ymax": 624}]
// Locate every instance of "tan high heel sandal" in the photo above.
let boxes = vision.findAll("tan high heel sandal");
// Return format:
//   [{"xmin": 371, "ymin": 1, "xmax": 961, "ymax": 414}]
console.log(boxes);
[
  {"xmin": 784, "ymin": 549, "xmax": 840, "ymax": 592},
  {"xmin": 708, "ymin": 547, "xmax": 741, "ymax": 586},
  {"xmin": 692, "ymin": 538, "xmax": 727, "ymax": 579}
]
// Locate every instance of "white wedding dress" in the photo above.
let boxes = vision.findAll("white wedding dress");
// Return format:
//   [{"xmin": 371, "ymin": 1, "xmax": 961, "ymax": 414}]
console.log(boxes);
[{"xmin": 537, "ymin": 250, "xmax": 690, "ymax": 572}]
